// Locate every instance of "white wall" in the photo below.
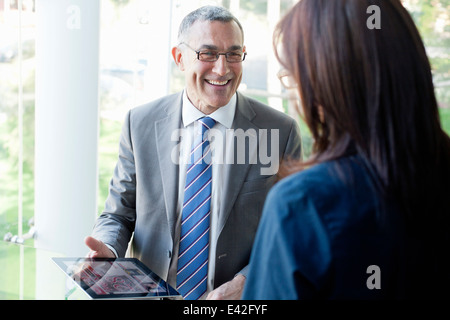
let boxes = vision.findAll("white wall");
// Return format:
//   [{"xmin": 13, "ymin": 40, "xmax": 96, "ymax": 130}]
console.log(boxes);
[{"xmin": 34, "ymin": 0, "xmax": 100, "ymax": 256}]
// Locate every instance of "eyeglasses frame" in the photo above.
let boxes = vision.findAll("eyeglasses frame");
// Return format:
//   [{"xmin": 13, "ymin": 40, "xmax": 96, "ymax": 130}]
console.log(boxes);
[
  {"xmin": 277, "ymin": 69, "xmax": 298, "ymax": 89},
  {"xmin": 179, "ymin": 42, "xmax": 247, "ymax": 63}
]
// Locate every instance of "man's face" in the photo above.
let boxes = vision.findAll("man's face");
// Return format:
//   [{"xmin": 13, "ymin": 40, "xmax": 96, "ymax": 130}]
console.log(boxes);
[{"xmin": 172, "ymin": 20, "xmax": 245, "ymax": 114}]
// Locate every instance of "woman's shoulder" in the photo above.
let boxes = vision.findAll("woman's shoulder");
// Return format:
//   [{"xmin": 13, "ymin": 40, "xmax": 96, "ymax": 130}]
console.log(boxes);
[
  {"xmin": 273, "ymin": 157, "xmax": 352, "ymax": 192},
  {"xmin": 268, "ymin": 155, "xmax": 373, "ymax": 211}
]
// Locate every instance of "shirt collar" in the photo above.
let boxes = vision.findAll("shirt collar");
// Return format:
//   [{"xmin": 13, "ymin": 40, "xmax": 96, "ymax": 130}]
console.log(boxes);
[{"xmin": 182, "ymin": 90, "xmax": 236, "ymax": 129}]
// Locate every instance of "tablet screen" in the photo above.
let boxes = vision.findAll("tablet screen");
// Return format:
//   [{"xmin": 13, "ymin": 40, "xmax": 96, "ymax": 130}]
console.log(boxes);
[{"xmin": 53, "ymin": 257, "xmax": 180, "ymax": 299}]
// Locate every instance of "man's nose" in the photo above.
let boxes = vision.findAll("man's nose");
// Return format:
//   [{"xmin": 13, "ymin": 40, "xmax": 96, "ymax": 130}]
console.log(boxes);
[{"xmin": 212, "ymin": 54, "xmax": 230, "ymax": 76}]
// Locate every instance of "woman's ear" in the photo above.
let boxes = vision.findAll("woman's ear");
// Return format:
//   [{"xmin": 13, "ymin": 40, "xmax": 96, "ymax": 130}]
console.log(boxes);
[
  {"xmin": 172, "ymin": 46, "xmax": 185, "ymax": 72},
  {"xmin": 318, "ymin": 105, "xmax": 325, "ymax": 124}
]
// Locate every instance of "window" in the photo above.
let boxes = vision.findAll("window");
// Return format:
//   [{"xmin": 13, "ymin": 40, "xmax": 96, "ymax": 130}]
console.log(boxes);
[
  {"xmin": 0, "ymin": 0, "xmax": 449, "ymax": 252},
  {"xmin": 0, "ymin": 0, "xmax": 36, "ymax": 245}
]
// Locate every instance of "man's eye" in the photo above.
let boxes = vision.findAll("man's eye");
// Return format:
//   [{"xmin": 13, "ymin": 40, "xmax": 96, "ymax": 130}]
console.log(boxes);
[{"xmin": 202, "ymin": 51, "xmax": 217, "ymax": 56}]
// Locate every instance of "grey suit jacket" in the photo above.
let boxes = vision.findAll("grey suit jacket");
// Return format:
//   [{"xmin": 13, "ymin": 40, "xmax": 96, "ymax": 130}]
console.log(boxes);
[{"xmin": 92, "ymin": 91, "xmax": 301, "ymax": 288}]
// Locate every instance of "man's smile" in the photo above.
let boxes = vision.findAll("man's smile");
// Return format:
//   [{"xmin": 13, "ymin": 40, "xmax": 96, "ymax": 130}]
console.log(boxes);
[{"xmin": 205, "ymin": 79, "xmax": 231, "ymax": 86}]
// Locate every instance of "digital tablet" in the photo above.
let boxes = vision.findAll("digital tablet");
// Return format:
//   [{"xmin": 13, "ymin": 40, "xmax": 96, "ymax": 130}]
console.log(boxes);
[{"xmin": 52, "ymin": 257, "xmax": 181, "ymax": 299}]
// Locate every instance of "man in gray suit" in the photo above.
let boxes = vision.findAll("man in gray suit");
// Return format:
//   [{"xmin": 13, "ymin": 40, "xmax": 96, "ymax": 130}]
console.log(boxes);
[{"xmin": 85, "ymin": 5, "xmax": 301, "ymax": 300}]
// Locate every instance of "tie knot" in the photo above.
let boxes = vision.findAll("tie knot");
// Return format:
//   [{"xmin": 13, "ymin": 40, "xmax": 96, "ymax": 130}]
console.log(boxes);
[{"xmin": 198, "ymin": 117, "xmax": 216, "ymax": 134}]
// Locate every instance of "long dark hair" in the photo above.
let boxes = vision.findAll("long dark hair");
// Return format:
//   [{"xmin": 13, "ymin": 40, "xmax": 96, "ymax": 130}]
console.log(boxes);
[{"xmin": 274, "ymin": 0, "xmax": 450, "ymax": 233}]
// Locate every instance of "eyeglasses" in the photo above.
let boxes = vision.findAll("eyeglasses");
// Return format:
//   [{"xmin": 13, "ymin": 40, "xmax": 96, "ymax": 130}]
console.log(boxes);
[
  {"xmin": 180, "ymin": 42, "xmax": 247, "ymax": 63},
  {"xmin": 277, "ymin": 69, "xmax": 298, "ymax": 89}
]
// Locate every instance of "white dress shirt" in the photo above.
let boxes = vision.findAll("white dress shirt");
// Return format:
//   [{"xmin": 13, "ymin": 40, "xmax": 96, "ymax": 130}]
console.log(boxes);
[{"xmin": 167, "ymin": 90, "xmax": 237, "ymax": 298}]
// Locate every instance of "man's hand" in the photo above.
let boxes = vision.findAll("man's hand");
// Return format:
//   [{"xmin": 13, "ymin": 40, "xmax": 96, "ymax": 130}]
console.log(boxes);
[
  {"xmin": 206, "ymin": 274, "xmax": 246, "ymax": 300},
  {"xmin": 84, "ymin": 236, "xmax": 115, "ymax": 258}
]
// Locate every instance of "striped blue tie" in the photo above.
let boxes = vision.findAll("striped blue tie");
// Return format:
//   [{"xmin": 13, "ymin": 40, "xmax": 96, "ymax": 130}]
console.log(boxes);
[{"xmin": 177, "ymin": 116, "xmax": 216, "ymax": 300}]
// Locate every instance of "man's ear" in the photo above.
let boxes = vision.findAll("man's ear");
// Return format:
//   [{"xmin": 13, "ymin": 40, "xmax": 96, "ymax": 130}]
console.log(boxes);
[{"xmin": 172, "ymin": 46, "xmax": 185, "ymax": 71}]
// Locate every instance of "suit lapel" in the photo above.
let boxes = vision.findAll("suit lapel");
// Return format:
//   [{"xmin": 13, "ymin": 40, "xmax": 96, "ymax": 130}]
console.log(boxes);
[
  {"xmin": 155, "ymin": 92, "xmax": 183, "ymax": 240},
  {"xmin": 218, "ymin": 93, "xmax": 257, "ymax": 232}
]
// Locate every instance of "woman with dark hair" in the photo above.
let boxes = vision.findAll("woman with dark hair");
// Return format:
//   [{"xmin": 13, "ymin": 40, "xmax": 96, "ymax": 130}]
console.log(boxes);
[{"xmin": 242, "ymin": 0, "xmax": 450, "ymax": 299}]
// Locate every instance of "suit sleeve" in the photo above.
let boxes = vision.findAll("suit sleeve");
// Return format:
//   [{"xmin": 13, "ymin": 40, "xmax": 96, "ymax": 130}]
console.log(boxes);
[
  {"xmin": 91, "ymin": 110, "xmax": 136, "ymax": 257},
  {"xmin": 242, "ymin": 178, "xmax": 332, "ymax": 300},
  {"xmin": 241, "ymin": 191, "xmax": 301, "ymax": 299},
  {"xmin": 284, "ymin": 117, "xmax": 302, "ymax": 161}
]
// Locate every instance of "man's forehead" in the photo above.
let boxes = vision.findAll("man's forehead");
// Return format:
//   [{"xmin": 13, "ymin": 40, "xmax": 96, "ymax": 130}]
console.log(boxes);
[
  {"xmin": 197, "ymin": 44, "xmax": 243, "ymax": 51},
  {"xmin": 186, "ymin": 20, "xmax": 244, "ymax": 45}
]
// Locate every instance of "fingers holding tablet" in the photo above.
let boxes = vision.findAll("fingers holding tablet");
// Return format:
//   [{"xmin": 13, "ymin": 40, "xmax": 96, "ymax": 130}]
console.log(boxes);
[{"xmin": 84, "ymin": 236, "xmax": 115, "ymax": 258}]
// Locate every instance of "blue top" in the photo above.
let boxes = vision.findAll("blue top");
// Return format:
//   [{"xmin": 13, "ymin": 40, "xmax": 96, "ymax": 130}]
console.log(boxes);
[{"xmin": 242, "ymin": 154, "xmax": 449, "ymax": 300}]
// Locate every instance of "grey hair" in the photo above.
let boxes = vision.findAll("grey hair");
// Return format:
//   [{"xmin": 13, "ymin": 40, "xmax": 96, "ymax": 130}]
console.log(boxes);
[{"xmin": 178, "ymin": 5, "xmax": 244, "ymax": 43}]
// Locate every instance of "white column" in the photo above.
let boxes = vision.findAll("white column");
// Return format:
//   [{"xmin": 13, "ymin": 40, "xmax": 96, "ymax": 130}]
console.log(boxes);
[
  {"xmin": 229, "ymin": 0, "xmax": 240, "ymax": 14},
  {"xmin": 34, "ymin": 0, "xmax": 100, "ymax": 256},
  {"xmin": 142, "ymin": 0, "xmax": 173, "ymax": 101},
  {"xmin": 267, "ymin": 0, "xmax": 282, "ymax": 112}
]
